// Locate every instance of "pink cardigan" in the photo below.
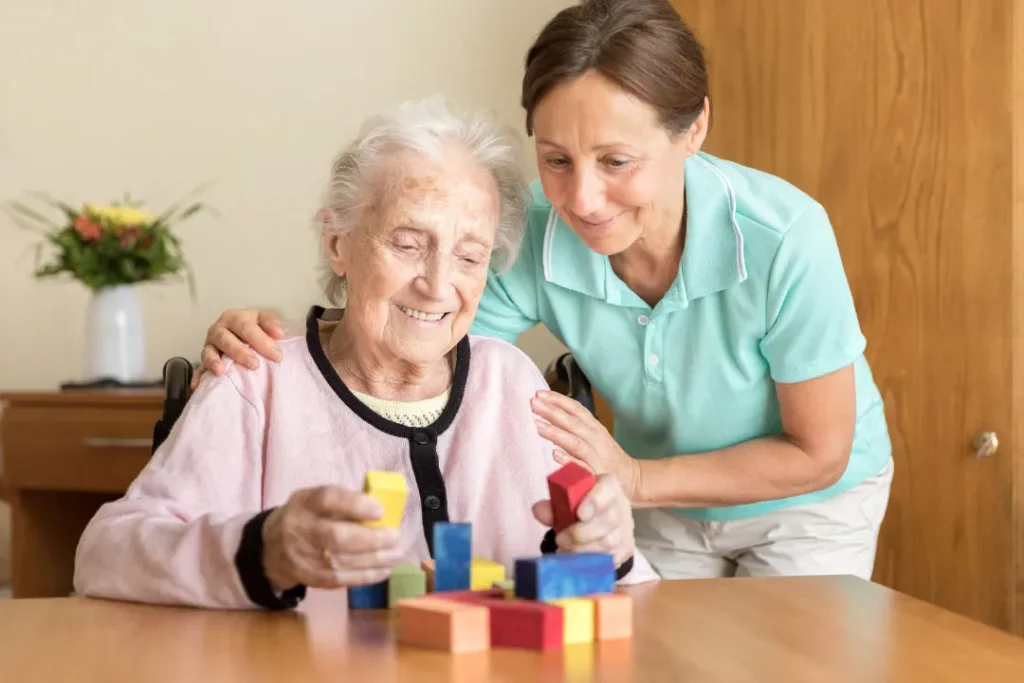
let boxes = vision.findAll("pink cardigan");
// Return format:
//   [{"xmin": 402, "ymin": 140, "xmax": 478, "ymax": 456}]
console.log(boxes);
[{"xmin": 73, "ymin": 307, "xmax": 657, "ymax": 610}]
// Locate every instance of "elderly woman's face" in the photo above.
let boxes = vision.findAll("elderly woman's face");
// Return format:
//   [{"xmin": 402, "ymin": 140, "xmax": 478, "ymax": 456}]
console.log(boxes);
[{"xmin": 326, "ymin": 147, "xmax": 499, "ymax": 365}]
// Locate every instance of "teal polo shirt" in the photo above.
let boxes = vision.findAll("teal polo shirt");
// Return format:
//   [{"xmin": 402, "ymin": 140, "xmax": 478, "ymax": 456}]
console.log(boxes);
[{"xmin": 471, "ymin": 151, "xmax": 891, "ymax": 521}]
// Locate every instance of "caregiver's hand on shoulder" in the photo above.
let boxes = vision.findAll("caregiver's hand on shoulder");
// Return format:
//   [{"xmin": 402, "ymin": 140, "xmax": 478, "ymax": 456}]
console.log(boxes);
[
  {"xmin": 261, "ymin": 486, "xmax": 403, "ymax": 593},
  {"xmin": 531, "ymin": 390, "xmax": 641, "ymax": 502},
  {"xmin": 192, "ymin": 309, "xmax": 287, "ymax": 389},
  {"xmin": 532, "ymin": 473, "xmax": 635, "ymax": 567}
]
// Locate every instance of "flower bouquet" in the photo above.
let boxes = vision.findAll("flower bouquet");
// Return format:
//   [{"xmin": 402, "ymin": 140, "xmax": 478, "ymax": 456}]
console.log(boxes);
[{"xmin": 5, "ymin": 191, "xmax": 210, "ymax": 382}]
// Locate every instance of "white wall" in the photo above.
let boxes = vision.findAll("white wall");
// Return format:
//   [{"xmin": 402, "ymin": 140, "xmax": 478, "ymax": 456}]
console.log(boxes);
[{"xmin": 0, "ymin": 0, "xmax": 573, "ymax": 585}]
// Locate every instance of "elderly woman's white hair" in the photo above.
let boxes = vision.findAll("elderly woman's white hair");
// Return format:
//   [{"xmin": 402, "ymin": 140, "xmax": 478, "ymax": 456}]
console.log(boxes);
[{"xmin": 316, "ymin": 96, "xmax": 531, "ymax": 306}]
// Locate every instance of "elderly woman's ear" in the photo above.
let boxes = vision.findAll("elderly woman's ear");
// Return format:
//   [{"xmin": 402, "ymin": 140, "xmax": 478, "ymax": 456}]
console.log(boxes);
[{"xmin": 321, "ymin": 211, "xmax": 349, "ymax": 277}]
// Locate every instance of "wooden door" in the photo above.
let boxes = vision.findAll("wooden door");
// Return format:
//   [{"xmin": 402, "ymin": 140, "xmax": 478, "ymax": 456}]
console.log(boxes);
[{"xmin": 669, "ymin": 0, "xmax": 1024, "ymax": 634}]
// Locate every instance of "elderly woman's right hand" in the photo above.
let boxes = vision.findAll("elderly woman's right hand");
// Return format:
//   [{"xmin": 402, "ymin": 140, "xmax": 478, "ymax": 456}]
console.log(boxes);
[
  {"xmin": 261, "ymin": 486, "xmax": 403, "ymax": 593},
  {"xmin": 193, "ymin": 308, "xmax": 287, "ymax": 388}
]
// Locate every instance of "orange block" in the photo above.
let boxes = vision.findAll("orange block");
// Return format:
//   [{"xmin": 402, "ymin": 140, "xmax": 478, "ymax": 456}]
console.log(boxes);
[
  {"xmin": 421, "ymin": 559, "xmax": 436, "ymax": 592},
  {"xmin": 396, "ymin": 596, "xmax": 490, "ymax": 654},
  {"xmin": 593, "ymin": 593, "xmax": 632, "ymax": 640}
]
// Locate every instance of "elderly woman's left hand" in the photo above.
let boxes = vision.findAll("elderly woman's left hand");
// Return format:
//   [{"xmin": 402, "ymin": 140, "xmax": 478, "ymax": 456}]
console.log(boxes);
[
  {"xmin": 531, "ymin": 473, "xmax": 636, "ymax": 567},
  {"xmin": 531, "ymin": 390, "xmax": 641, "ymax": 502}
]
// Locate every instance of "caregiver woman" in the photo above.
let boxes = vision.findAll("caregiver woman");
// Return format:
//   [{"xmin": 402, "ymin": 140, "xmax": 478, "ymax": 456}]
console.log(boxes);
[{"xmin": 197, "ymin": 0, "xmax": 893, "ymax": 580}]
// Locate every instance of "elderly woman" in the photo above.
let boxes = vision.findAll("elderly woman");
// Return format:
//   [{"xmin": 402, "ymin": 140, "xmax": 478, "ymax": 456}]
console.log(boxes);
[{"xmin": 73, "ymin": 97, "xmax": 655, "ymax": 610}]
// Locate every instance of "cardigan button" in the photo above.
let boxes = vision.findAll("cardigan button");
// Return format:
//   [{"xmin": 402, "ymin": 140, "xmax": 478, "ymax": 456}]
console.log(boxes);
[
  {"xmin": 423, "ymin": 495, "xmax": 441, "ymax": 510},
  {"xmin": 413, "ymin": 431, "xmax": 430, "ymax": 445}
]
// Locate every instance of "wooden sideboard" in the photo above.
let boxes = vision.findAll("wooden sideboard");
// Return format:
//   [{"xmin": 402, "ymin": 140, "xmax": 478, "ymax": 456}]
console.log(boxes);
[{"xmin": 0, "ymin": 391, "xmax": 162, "ymax": 598}]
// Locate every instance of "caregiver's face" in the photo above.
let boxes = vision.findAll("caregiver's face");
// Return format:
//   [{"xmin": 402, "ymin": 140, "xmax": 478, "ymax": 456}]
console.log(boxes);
[
  {"xmin": 532, "ymin": 69, "xmax": 703, "ymax": 256},
  {"xmin": 325, "ymin": 146, "xmax": 499, "ymax": 365}
]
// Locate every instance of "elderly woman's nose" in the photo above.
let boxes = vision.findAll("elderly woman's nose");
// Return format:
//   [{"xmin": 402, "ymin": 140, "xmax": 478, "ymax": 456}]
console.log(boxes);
[{"xmin": 416, "ymin": 253, "xmax": 453, "ymax": 298}]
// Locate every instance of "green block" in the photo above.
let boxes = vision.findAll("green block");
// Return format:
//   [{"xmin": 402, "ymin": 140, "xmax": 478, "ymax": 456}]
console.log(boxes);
[{"xmin": 388, "ymin": 562, "xmax": 426, "ymax": 607}]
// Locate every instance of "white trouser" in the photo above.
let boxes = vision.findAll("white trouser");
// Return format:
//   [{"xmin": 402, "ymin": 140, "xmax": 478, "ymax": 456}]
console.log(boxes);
[{"xmin": 632, "ymin": 457, "xmax": 894, "ymax": 580}]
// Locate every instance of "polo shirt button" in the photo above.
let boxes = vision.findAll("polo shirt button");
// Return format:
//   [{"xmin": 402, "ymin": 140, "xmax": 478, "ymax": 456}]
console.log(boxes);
[
  {"xmin": 423, "ymin": 495, "xmax": 441, "ymax": 510},
  {"xmin": 637, "ymin": 314, "xmax": 650, "ymax": 326},
  {"xmin": 648, "ymin": 353, "xmax": 660, "ymax": 366}
]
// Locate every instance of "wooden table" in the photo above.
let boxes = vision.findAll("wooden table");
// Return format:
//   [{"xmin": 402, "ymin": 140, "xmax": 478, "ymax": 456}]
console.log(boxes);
[{"xmin": 2, "ymin": 576, "xmax": 1023, "ymax": 682}]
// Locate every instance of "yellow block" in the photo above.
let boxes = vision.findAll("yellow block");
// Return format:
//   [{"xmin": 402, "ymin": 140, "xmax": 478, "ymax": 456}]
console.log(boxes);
[
  {"xmin": 550, "ymin": 597, "xmax": 595, "ymax": 644},
  {"xmin": 493, "ymin": 579, "xmax": 515, "ymax": 599},
  {"xmin": 470, "ymin": 557, "xmax": 506, "ymax": 590},
  {"xmin": 363, "ymin": 471, "xmax": 408, "ymax": 529}
]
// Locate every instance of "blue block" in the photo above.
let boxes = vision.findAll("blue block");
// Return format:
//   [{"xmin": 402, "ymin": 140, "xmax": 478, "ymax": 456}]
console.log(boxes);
[
  {"xmin": 514, "ymin": 553, "xmax": 615, "ymax": 601},
  {"xmin": 433, "ymin": 522, "xmax": 471, "ymax": 592},
  {"xmin": 348, "ymin": 579, "xmax": 388, "ymax": 608}
]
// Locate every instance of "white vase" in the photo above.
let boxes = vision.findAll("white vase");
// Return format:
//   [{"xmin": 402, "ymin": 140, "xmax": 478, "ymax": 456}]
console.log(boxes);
[{"xmin": 84, "ymin": 284, "xmax": 147, "ymax": 382}]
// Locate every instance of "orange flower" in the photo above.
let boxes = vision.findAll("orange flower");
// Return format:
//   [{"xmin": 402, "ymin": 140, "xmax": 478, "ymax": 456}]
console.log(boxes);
[
  {"xmin": 119, "ymin": 226, "xmax": 140, "ymax": 247},
  {"xmin": 73, "ymin": 215, "xmax": 101, "ymax": 241}
]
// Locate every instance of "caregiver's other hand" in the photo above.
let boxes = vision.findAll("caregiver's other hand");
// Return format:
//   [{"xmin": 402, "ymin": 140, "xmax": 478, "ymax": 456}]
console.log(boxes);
[
  {"xmin": 262, "ymin": 485, "xmax": 403, "ymax": 594},
  {"xmin": 532, "ymin": 473, "xmax": 635, "ymax": 567},
  {"xmin": 193, "ymin": 308, "xmax": 286, "ymax": 389},
  {"xmin": 531, "ymin": 390, "xmax": 641, "ymax": 502}
]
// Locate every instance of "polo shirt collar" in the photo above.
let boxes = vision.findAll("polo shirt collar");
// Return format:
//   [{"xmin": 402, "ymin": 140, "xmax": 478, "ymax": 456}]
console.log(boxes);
[{"xmin": 541, "ymin": 152, "xmax": 748, "ymax": 309}]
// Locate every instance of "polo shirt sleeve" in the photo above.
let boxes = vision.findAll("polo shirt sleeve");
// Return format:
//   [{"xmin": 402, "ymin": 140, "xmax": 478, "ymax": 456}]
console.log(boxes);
[
  {"xmin": 759, "ymin": 201, "xmax": 867, "ymax": 384},
  {"xmin": 470, "ymin": 211, "xmax": 545, "ymax": 344}
]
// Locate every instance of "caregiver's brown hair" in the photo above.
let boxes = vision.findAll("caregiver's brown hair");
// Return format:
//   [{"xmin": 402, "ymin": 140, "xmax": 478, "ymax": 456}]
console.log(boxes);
[{"xmin": 521, "ymin": 0, "xmax": 709, "ymax": 136}]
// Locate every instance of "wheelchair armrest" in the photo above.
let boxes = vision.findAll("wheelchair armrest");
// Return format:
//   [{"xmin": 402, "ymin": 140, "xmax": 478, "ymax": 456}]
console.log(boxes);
[
  {"xmin": 543, "ymin": 353, "xmax": 597, "ymax": 417},
  {"xmin": 161, "ymin": 356, "xmax": 194, "ymax": 423}
]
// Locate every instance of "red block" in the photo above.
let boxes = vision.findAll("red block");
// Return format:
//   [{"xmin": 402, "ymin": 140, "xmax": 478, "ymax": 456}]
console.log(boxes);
[
  {"xmin": 547, "ymin": 462, "xmax": 597, "ymax": 532},
  {"xmin": 480, "ymin": 598, "xmax": 565, "ymax": 651}
]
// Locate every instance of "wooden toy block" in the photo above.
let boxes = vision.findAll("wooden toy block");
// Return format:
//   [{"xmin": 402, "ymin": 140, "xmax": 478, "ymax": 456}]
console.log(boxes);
[
  {"xmin": 421, "ymin": 558, "xmax": 435, "ymax": 592},
  {"xmin": 433, "ymin": 587, "xmax": 505, "ymax": 603},
  {"xmin": 348, "ymin": 579, "xmax": 388, "ymax": 609},
  {"xmin": 547, "ymin": 462, "xmax": 597, "ymax": 533},
  {"xmin": 396, "ymin": 596, "xmax": 490, "ymax": 653},
  {"xmin": 493, "ymin": 579, "xmax": 515, "ymax": 599},
  {"xmin": 433, "ymin": 522, "xmax": 471, "ymax": 592},
  {"xmin": 470, "ymin": 557, "xmax": 506, "ymax": 590},
  {"xmin": 514, "ymin": 553, "xmax": 615, "ymax": 601},
  {"xmin": 592, "ymin": 593, "xmax": 633, "ymax": 640},
  {"xmin": 388, "ymin": 562, "xmax": 426, "ymax": 608},
  {"xmin": 363, "ymin": 471, "xmax": 408, "ymax": 529},
  {"xmin": 548, "ymin": 597, "xmax": 594, "ymax": 645},
  {"xmin": 479, "ymin": 598, "xmax": 565, "ymax": 651}
]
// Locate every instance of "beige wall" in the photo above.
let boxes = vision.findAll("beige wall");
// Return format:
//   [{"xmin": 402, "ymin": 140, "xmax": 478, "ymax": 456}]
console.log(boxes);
[{"xmin": 0, "ymin": 0, "xmax": 573, "ymax": 584}]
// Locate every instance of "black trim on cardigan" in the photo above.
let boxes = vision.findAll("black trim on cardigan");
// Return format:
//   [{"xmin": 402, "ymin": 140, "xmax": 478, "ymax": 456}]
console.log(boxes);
[
  {"xmin": 539, "ymin": 528, "xmax": 635, "ymax": 581},
  {"xmin": 235, "ymin": 508, "xmax": 307, "ymax": 610},
  {"xmin": 304, "ymin": 306, "xmax": 471, "ymax": 555}
]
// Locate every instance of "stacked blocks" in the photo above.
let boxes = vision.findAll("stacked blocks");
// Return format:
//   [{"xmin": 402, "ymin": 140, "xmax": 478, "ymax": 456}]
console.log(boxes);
[
  {"xmin": 547, "ymin": 461, "xmax": 597, "ymax": 533},
  {"xmin": 347, "ymin": 465, "xmax": 633, "ymax": 654}
]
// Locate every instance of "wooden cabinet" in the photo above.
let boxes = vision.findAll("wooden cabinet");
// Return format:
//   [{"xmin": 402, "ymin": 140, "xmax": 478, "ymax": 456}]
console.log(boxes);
[
  {"xmin": 670, "ymin": 0, "xmax": 1024, "ymax": 635},
  {"xmin": 0, "ymin": 391, "xmax": 161, "ymax": 598}
]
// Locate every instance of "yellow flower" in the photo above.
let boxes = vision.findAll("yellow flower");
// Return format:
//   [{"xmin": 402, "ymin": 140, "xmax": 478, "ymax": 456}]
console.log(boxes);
[{"xmin": 84, "ymin": 203, "xmax": 156, "ymax": 227}]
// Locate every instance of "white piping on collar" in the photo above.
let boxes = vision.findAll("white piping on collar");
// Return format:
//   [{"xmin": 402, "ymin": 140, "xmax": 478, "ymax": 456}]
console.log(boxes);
[
  {"xmin": 691, "ymin": 155, "xmax": 748, "ymax": 281},
  {"xmin": 542, "ymin": 207, "xmax": 558, "ymax": 282}
]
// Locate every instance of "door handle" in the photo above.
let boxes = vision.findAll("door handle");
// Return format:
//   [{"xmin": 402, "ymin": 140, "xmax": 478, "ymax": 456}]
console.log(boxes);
[{"xmin": 972, "ymin": 431, "xmax": 998, "ymax": 458}]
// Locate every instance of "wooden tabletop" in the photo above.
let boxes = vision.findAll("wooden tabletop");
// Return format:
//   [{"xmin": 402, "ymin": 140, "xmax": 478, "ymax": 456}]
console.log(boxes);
[{"xmin": 2, "ymin": 576, "xmax": 1023, "ymax": 682}]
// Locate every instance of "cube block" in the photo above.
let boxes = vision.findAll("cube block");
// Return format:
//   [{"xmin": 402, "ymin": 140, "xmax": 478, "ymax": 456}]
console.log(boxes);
[
  {"xmin": 433, "ymin": 522, "xmax": 471, "ymax": 592},
  {"xmin": 433, "ymin": 587, "xmax": 505, "ymax": 604},
  {"xmin": 514, "ymin": 553, "xmax": 615, "ymax": 601},
  {"xmin": 388, "ymin": 562, "xmax": 426, "ymax": 608},
  {"xmin": 547, "ymin": 462, "xmax": 597, "ymax": 533},
  {"xmin": 549, "ymin": 597, "xmax": 595, "ymax": 644},
  {"xmin": 481, "ymin": 598, "xmax": 565, "ymax": 650},
  {"xmin": 348, "ymin": 579, "xmax": 388, "ymax": 609},
  {"xmin": 493, "ymin": 579, "xmax": 515, "ymax": 599},
  {"xmin": 396, "ymin": 596, "xmax": 490, "ymax": 653},
  {"xmin": 593, "ymin": 593, "xmax": 633, "ymax": 640},
  {"xmin": 470, "ymin": 557, "xmax": 506, "ymax": 590},
  {"xmin": 363, "ymin": 471, "xmax": 408, "ymax": 529}
]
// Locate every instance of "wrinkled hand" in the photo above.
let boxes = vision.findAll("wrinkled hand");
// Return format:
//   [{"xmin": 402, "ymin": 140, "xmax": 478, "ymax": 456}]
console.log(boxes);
[
  {"xmin": 192, "ymin": 308, "xmax": 286, "ymax": 389},
  {"xmin": 531, "ymin": 390, "xmax": 641, "ymax": 502},
  {"xmin": 532, "ymin": 474, "xmax": 635, "ymax": 567},
  {"xmin": 261, "ymin": 486, "xmax": 403, "ymax": 593}
]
